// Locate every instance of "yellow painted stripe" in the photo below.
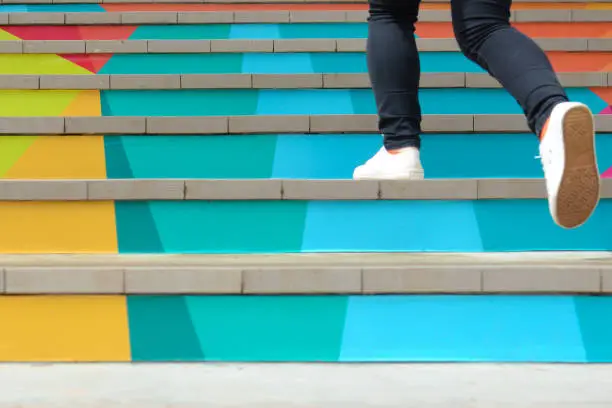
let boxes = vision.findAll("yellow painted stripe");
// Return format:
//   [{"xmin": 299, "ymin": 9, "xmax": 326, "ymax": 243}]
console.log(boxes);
[
  {"xmin": 5, "ymin": 136, "xmax": 107, "ymax": 179},
  {"xmin": 0, "ymin": 296, "xmax": 130, "ymax": 362},
  {"xmin": 0, "ymin": 202, "xmax": 118, "ymax": 253}
]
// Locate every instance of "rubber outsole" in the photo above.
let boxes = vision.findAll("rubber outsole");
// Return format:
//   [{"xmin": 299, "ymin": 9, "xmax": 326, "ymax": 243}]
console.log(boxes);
[{"xmin": 555, "ymin": 105, "xmax": 600, "ymax": 229}]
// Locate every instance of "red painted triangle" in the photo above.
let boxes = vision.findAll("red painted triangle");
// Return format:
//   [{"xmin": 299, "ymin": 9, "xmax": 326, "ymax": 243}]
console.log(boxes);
[
  {"xmin": 60, "ymin": 54, "xmax": 113, "ymax": 74},
  {"xmin": 78, "ymin": 26, "xmax": 137, "ymax": 40},
  {"xmin": 0, "ymin": 25, "xmax": 82, "ymax": 40}
]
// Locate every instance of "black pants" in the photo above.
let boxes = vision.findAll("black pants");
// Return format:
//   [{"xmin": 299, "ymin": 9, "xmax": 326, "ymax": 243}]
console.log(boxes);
[{"xmin": 368, "ymin": 0, "xmax": 569, "ymax": 149}]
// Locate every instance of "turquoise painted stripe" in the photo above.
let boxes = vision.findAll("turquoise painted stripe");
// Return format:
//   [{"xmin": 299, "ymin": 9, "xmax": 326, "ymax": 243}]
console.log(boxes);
[
  {"xmin": 132, "ymin": 23, "xmax": 369, "ymax": 40},
  {"xmin": 184, "ymin": 296, "xmax": 348, "ymax": 361},
  {"xmin": 101, "ymin": 52, "xmax": 482, "ymax": 74},
  {"xmin": 340, "ymin": 295, "xmax": 586, "ymax": 362},
  {"xmin": 100, "ymin": 88, "xmax": 608, "ymax": 116},
  {"xmin": 24, "ymin": 4, "xmax": 104, "ymax": 11},
  {"xmin": 125, "ymin": 295, "xmax": 612, "ymax": 362},
  {"xmin": 113, "ymin": 199, "xmax": 612, "ymax": 253},
  {"xmin": 104, "ymin": 134, "xmax": 612, "ymax": 180}
]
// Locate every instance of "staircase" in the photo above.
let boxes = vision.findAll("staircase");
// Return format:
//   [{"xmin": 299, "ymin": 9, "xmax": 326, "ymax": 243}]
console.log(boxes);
[{"xmin": 0, "ymin": 0, "xmax": 611, "ymax": 376}]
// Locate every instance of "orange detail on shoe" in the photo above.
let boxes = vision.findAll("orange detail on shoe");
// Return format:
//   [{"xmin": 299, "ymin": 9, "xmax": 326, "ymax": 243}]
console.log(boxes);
[
  {"xmin": 539, "ymin": 117, "xmax": 551, "ymax": 141},
  {"xmin": 387, "ymin": 149, "xmax": 402, "ymax": 155}
]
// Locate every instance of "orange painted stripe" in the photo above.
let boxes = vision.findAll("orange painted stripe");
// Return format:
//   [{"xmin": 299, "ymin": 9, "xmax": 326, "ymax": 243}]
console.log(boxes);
[
  {"xmin": 101, "ymin": 3, "xmax": 367, "ymax": 11},
  {"xmin": 100, "ymin": 2, "xmax": 612, "ymax": 12},
  {"xmin": 416, "ymin": 22, "xmax": 612, "ymax": 38},
  {"xmin": 547, "ymin": 52, "xmax": 612, "ymax": 72}
]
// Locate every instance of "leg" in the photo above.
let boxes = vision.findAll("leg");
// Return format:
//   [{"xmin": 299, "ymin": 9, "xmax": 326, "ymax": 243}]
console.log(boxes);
[
  {"xmin": 353, "ymin": 0, "xmax": 425, "ymax": 180},
  {"xmin": 368, "ymin": 0, "xmax": 422, "ymax": 150},
  {"xmin": 451, "ymin": 0, "xmax": 567, "ymax": 136},
  {"xmin": 452, "ymin": 0, "xmax": 600, "ymax": 228}
]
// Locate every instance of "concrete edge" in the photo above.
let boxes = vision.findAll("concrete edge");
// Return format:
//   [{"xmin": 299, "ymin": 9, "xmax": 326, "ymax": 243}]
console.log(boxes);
[
  {"xmin": 0, "ymin": 9, "xmax": 607, "ymax": 25},
  {"xmin": 1, "ymin": 114, "xmax": 612, "ymax": 134},
  {"xmin": 0, "ymin": 178, "xmax": 609, "ymax": 201},
  {"xmin": 0, "ymin": 38, "xmax": 606, "ymax": 54},
  {"xmin": 0, "ymin": 72, "xmax": 607, "ymax": 90},
  {"xmin": 0, "ymin": 263, "xmax": 610, "ymax": 294}
]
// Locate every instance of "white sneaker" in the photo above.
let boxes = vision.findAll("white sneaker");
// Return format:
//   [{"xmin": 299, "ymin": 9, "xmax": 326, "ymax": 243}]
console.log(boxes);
[
  {"xmin": 539, "ymin": 101, "xmax": 600, "ymax": 229},
  {"xmin": 353, "ymin": 146, "xmax": 424, "ymax": 180}
]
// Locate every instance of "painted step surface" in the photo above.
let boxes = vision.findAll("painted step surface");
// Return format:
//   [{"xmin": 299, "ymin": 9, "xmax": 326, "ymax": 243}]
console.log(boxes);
[
  {"xmin": 1, "ymin": 51, "xmax": 610, "ymax": 75},
  {"xmin": 1, "ymin": 133, "xmax": 611, "ymax": 180},
  {"xmin": 0, "ymin": 198, "xmax": 611, "ymax": 253},
  {"xmin": 2, "ymin": 293, "xmax": 612, "ymax": 362}
]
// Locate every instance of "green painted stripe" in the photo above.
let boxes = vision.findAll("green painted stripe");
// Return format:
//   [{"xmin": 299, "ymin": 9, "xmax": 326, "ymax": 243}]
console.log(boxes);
[
  {"xmin": 128, "ymin": 295, "xmax": 204, "ymax": 361},
  {"xmin": 185, "ymin": 295, "xmax": 349, "ymax": 362}
]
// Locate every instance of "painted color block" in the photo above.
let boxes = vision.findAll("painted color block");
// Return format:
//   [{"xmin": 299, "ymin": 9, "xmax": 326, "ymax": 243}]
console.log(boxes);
[
  {"xmin": 474, "ymin": 200, "xmax": 612, "ymax": 251},
  {"xmin": 340, "ymin": 295, "xmax": 586, "ymax": 362},
  {"xmin": 0, "ymin": 296, "xmax": 130, "ymax": 362},
  {"xmin": 185, "ymin": 295, "xmax": 348, "ymax": 361},
  {"xmin": 128, "ymin": 295, "xmax": 204, "ymax": 361},
  {"xmin": 146, "ymin": 201, "xmax": 307, "ymax": 253},
  {"xmin": 0, "ymin": 202, "xmax": 117, "ymax": 253},
  {"xmin": 106, "ymin": 135, "xmax": 277, "ymax": 179},
  {"xmin": 574, "ymin": 296, "xmax": 612, "ymax": 362},
  {"xmin": 131, "ymin": 24, "xmax": 232, "ymax": 40},
  {"xmin": 115, "ymin": 202, "xmax": 164, "ymax": 253},
  {"xmin": 99, "ymin": 54, "xmax": 244, "ymax": 75},
  {"xmin": 101, "ymin": 89, "xmax": 259, "ymax": 116},
  {"xmin": 302, "ymin": 201, "xmax": 483, "ymax": 252},
  {"xmin": 0, "ymin": 90, "xmax": 82, "ymax": 116},
  {"xmin": 272, "ymin": 134, "xmax": 379, "ymax": 179},
  {"xmin": 4, "ymin": 136, "xmax": 106, "ymax": 179}
]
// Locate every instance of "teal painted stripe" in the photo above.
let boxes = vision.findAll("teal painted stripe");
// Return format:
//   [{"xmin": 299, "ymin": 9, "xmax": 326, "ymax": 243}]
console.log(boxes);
[
  {"xmin": 184, "ymin": 296, "xmax": 348, "ymax": 361},
  {"xmin": 100, "ymin": 52, "xmax": 482, "ymax": 75},
  {"xmin": 0, "ymin": 4, "xmax": 103, "ymax": 11},
  {"xmin": 128, "ymin": 295, "xmax": 204, "ymax": 361},
  {"xmin": 114, "ymin": 199, "xmax": 612, "ymax": 253},
  {"xmin": 131, "ymin": 23, "xmax": 369, "ymax": 40},
  {"xmin": 103, "ymin": 134, "xmax": 612, "ymax": 180},
  {"xmin": 99, "ymin": 88, "xmax": 608, "ymax": 116},
  {"xmin": 125, "ymin": 295, "xmax": 612, "ymax": 362}
]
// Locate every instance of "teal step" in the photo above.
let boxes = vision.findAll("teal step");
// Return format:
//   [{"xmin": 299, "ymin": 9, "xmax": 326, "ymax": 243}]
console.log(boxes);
[
  {"xmin": 114, "ymin": 199, "xmax": 612, "ymax": 253},
  {"xmin": 104, "ymin": 133, "xmax": 612, "ymax": 179},
  {"xmin": 98, "ymin": 52, "xmax": 484, "ymax": 74},
  {"xmin": 99, "ymin": 88, "xmax": 609, "ymax": 115}
]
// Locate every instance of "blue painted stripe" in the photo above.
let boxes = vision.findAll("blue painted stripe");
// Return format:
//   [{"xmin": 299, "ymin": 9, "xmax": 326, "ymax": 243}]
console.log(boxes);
[
  {"xmin": 242, "ymin": 53, "xmax": 315, "ymax": 74},
  {"xmin": 302, "ymin": 200, "xmax": 484, "ymax": 252},
  {"xmin": 230, "ymin": 24, "xmax": 281, "ymax": 39},
  {"xmin": 340, "ymin": 295, "xmax": 586, "ymax": 362},
  {"xmin": 99, "ymin": 88, "xmax": 609, "ymax": 116}
]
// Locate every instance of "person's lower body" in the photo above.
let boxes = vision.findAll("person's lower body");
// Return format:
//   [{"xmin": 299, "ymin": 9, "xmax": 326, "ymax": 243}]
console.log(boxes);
[{"xmin": 354, "ymin": 0, "xmax": 600, "ymax": 229}]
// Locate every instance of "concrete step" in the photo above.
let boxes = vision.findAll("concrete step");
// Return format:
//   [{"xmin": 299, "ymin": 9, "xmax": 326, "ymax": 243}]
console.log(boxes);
[
  {"xmin": 0, "ymin": 178, "xmax": 610, "ymax": 201},
  {"xmin": 2, "ymin": 38, "xmax": 612, "ymax": 53},
  {"xmin": 0, "ymin": 252, "xmax": 610, "ymax": 295},
  {"xmin": 1, "ymin": 9, "xmax": 610, "ymax": 24},
  {"xmin": 0, "ymin": 363, "xmax": 609, "ymax": 408},
  {"xmin": 0, "ymin": 72, "xmax": 608, "ymax": 89},
  {"xmin": 1, "ymin": 114, "xmax": 610, "ymax": 134}
]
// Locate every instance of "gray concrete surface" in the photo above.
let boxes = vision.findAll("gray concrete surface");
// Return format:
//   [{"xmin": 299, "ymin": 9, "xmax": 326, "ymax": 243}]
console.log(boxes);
[
  {"xmin": 1, "ymin": 251, "xmax": 610, "ymax": 267},
  {"xmin": 1, "ymin": 363, "xmax": 612, "ymax": 408}
]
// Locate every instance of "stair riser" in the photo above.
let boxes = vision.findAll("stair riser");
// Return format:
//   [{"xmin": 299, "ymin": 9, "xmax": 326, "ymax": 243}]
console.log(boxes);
[
  {"xmin": 0, "ymin": 199, "xmax": 610, "ymax": 253},
  {"xmin": 0, "ymin": 294, "xmax": 611, "ymax": 363}
]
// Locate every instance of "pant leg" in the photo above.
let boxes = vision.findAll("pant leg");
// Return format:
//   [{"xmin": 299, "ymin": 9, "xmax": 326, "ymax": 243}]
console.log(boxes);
[
  {"xmin": 451, "ymin": 0, "xmax": 568, "ymax": 136},
  {"xmin": 367, "ymin": 0, "xmax": 422, "ymax": 150}
]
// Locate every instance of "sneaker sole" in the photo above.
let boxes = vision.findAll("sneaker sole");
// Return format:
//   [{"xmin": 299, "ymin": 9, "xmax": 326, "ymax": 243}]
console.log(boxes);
[
  {"xmin": 555, "ymin": 105, "xmax": 600, "ymax": 229},
  {"xmin": 354, "ymin": 170, "xmax": 425, "ymax": 181}
]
